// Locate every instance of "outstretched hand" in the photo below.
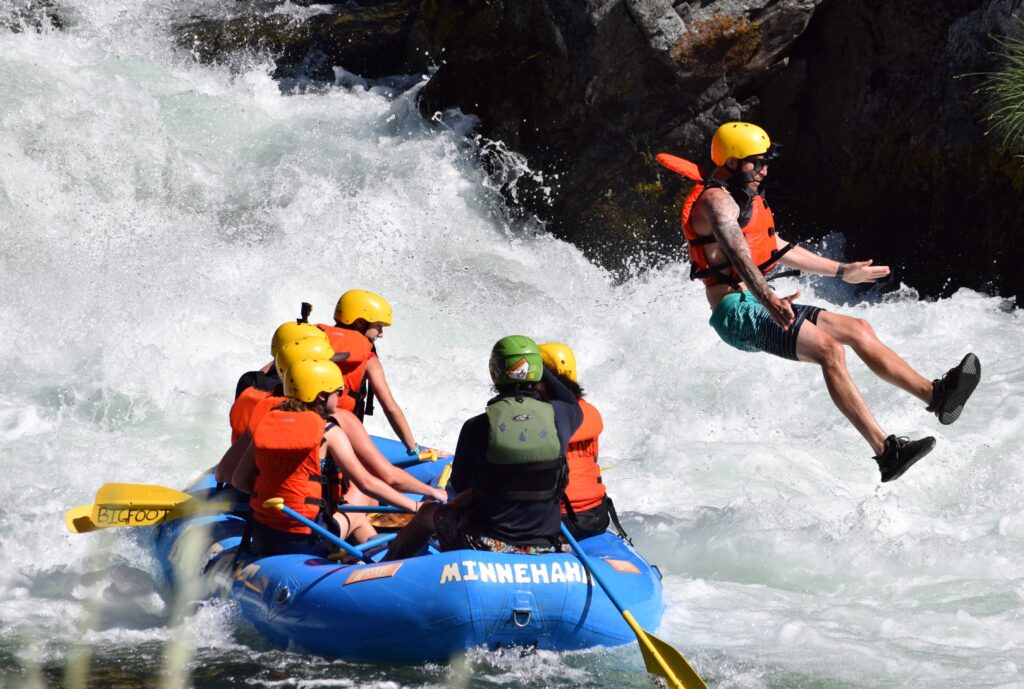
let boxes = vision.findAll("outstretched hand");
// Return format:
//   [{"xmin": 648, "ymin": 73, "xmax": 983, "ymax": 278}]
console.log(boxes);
[
  {"xmin": 843, "ymin": 259, "xmax": 890, "ymax": 284},
  {"xmin": 765, "ymin": 290, "xmax": 800, "ymax": 330}
]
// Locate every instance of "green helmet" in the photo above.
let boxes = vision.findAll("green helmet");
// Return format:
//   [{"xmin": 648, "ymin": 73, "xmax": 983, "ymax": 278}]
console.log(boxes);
[{"xmin": 489, "ymin": 335, "xmax": 543, "ymax": 384}]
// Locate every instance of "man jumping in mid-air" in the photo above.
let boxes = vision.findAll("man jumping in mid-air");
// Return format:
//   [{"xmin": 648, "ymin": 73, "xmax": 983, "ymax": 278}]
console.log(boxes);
[{"xmin": 658, "ymin": 122, "xmax": 980, "ymax": 482}]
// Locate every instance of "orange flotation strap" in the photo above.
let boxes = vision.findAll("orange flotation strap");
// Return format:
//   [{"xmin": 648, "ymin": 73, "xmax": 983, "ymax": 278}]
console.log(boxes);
[{"xmin": 562, "ymin": 399, "xmax": 607, "ymax": 515}]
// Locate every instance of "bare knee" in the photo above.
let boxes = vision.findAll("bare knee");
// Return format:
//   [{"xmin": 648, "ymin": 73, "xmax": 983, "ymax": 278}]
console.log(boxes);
[
  {"xmin": 337, "ymin": 512, "xmax": 377, "ymax": 543},
  {"xmin": 848, "ymin": 318, "xmax": 878, "ymax": 346},
  {"xmin": 818, "ymin": 338, "xmax": 847, "ymax": 371}
]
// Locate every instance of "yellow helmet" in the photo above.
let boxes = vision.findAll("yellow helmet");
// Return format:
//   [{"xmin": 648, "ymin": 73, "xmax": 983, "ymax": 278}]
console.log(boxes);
[
  {"xmin": 275, "ymin": 338, "xmax": 344, "ymax": 379},
  {"xmin": 270, "ymin": 321, "xmax": 329, "ymax": 358},
  {"xmin": 539, "ymin": 342, "xmax": 577, "ymax": 383},
  {"xmin": 710, "ymin": 122, "xmax": 772, "ymax": 166},
  {"xmin": 283, "ymin": 358, "xmax": 345, "ymax": 403},
  {"xmin": 334, "ymin": 290, "xmax": 393, "ymax": 326}
]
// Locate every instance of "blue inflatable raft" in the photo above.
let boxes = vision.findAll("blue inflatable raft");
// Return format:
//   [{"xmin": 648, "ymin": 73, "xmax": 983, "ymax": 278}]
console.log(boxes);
[{"xmin": 152, "ymin": 436, "xmax": 664, "ymax": 662}]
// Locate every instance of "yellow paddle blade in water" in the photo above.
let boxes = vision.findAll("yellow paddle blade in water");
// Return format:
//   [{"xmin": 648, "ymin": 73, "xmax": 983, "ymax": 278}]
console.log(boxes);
[{"xmin": 623, "ymin": 611, "xmax": 708, "ymax": 689}]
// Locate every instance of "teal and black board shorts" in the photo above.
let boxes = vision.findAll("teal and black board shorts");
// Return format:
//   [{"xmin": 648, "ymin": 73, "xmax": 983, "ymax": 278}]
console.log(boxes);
[{"xmin": 709, "ymin": 292, "xmax": 825, "ymax": 361}]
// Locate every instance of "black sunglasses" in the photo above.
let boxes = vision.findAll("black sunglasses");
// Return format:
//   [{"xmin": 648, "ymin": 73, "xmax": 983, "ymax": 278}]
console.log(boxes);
[{"xmin": 743, "ymin": 144, "xmax": 780, "ymax": 172}]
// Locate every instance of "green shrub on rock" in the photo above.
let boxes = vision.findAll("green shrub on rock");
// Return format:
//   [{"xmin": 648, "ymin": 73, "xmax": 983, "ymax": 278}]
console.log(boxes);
[{"xmin": 983, "ymin": 30, "xmax": 1024, "ymax": 158}]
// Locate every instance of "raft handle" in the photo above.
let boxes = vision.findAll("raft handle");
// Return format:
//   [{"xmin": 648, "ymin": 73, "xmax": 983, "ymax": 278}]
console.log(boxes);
[
  {"xmin": 512, "ymin": 609, "xmax": 532, "ymax": 628},
  {"xmin": 274, "ymin": 585, "xmax": 293, "ymax": 606}
]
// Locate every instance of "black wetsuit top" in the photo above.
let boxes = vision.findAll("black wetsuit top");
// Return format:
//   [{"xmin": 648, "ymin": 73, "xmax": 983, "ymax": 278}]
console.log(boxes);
[{"xmin": 449, "ymin": 368, "xmax": 583, "ymax": 546}]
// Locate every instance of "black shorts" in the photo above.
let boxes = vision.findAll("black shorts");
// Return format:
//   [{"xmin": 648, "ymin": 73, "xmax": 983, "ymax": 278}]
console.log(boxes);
[
  {"xmin": 250, "ymin": 514, "xmax": 335, "ymax": 558},
  {"xmin": 710, "ymin": 291, "xmax": 826, "ymax": 361}
]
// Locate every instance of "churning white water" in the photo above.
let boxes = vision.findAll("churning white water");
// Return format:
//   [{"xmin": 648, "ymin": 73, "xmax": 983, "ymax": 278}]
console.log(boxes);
[{"xmin": 1, "ymin": 2, "xmax": 1022, "ymax": 687}]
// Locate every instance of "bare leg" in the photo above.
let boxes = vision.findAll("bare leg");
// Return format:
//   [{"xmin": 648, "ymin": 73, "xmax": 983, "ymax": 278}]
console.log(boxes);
[
  {"xmin": 796, "ymin": 320, "xmax": 889, "ymax": 455},
  {"xmin": 814, "ymin": 312, "xmax": 933, "ymax": 403},
  {"xmin": 333, "ymin": 512, "xmax": 377, "ymax": 545}
]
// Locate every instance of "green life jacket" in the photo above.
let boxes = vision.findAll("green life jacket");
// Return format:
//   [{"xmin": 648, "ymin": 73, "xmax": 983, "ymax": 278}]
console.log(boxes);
[{"xmin": 475, "ymin": 395, "xmax": 567, "ymax": 502}]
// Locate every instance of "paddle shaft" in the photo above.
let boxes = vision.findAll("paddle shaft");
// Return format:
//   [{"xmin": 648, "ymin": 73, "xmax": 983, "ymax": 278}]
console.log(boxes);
[
  {"xmin": 391, "ymin": 448, "xmax": 439, "ymax": 468},
  {"xmin": 559, "ymin": 524, "xmax": 631, "ymax": 613},
  {"xmin": 560, "ymin": 523, "xmax": 705, "ymax": 689},
  {"xmin": 268, "ymin": 501, "xmax": 371, "ymax": 563}
]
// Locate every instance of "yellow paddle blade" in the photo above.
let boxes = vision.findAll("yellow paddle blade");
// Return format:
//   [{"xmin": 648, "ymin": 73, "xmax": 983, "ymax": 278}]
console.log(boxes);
[
  {"xmin": 66, "ymin": 483, "xmax": 234, "ymax": 533},
  {"xmin": 94, "ymin": 483, "xmax": 191, "ymax": 508},
  {"xmin": 623, "ymin": 611, "xmax": 708, "ymax": 689},
  {"xmin": 89, "ymin": 499, "xmax": 180, "ymax": 528},
  {"xmin": 368, "ymin": 512, "xmax": 414, "ymax": 529},
  {"xmin": 65, "ymin": 505, "xmax": 98, "ymax": 533}
]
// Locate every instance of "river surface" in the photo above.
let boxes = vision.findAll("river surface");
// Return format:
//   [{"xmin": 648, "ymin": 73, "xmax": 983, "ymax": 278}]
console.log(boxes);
[{"xmin": 1, "ymin": 2, "xmax": 1022, "ymax": 688}]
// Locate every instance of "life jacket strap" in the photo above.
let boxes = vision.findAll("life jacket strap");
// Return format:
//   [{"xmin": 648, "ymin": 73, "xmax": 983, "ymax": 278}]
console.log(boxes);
[
  {"xmin": 690, "ymin": 241, "xmax": 799, "ymax": 286},
  {"xmin": 475, "ymin": 458, "xmax": 567, "ymax": 501},
  {"xmin": 234, "ymin": 511, "xmax": 255, "ymax": 566},
  {"xmin": 604, "ymin": 496, "xmax": 631, "ymax": 544},
  {"xmin": 362, "ymin": 344, "xmax": 378, "ymax": 417}
]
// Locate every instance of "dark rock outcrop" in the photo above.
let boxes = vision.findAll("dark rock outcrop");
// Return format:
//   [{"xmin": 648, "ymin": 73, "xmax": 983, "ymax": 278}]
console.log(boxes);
[
  {"xmin": 764, "ymin": 0, "xmax": 1024, "ymax": 300},
  {"xmin": 174, "ymin": 0, "xmax": 418, "ymax": 81},
  {"xmin": 175, "ymin": 0, "xmax": 1024, "ymax": 301},
  {"xmin": 401, "ymin": 0, "xmax": 827, "ymax": 273}
]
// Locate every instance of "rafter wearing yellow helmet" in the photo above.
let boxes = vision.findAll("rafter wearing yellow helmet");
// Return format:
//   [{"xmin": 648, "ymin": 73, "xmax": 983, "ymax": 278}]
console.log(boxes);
[
  {"xmin": 318, "ymin": 289, "xmax": 420, "ymax": 457},
  {"xmin": 537, "ymin": 342, "xmax": 613, "ymax": 540},
  {"xmin": 653, "ymin": 121, "xmax": 979, "ymax": 481}
]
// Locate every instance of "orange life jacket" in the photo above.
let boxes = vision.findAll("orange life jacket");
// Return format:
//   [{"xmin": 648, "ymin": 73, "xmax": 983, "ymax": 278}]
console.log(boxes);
[
  {"xmin": 562, "ymin": 398, "xmax": 607, "ymax": 515},
  {"xmin": 229, "ymin": 386, "xmax": 271, "ymax": 443},
  {"xmin": 657, "ymin": 153, "xmax": 794, "ymax": 287},
  {"xmin": 316, "ymin": 324, "xmax": 375, "ymax": 414},
  {"xmin": 250, "ymin": 409, "xmax": 331, "ymax": 534},
  {"xmin": 246, "ymin": 394, "xmax": 288, "ymax": 437}
]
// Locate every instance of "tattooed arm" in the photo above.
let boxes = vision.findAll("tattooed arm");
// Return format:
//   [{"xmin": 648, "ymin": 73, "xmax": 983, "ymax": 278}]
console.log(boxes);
[
  {"xmin": 703, "ymin": 188, "xmax": 798, "ymax": 329},
  {"xmin": 705, "ymin": 189, "xmax": 773, "ymax": 303}
]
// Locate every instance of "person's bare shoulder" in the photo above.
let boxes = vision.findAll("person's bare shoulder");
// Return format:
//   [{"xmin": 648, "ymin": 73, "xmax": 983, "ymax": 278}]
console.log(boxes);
[{"xmin": 692, "ymin": 186, "xmax": 737, "ymax": 233}]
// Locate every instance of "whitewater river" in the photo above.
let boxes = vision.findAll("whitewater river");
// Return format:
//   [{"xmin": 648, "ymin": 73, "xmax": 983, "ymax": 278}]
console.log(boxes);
[{"xmin": 2, "ymin": 2, "xmax": 1022, "ymax": 687}]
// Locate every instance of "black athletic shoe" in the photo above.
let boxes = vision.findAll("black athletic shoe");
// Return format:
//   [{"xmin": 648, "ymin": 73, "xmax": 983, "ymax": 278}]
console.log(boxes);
[
  {"xmin": 874, "ymin": 434, "xmax": 936, "ymax": 482},
  {"xmin": 927, "ymin": 353, "xmax": 981, "ymax": 425}
]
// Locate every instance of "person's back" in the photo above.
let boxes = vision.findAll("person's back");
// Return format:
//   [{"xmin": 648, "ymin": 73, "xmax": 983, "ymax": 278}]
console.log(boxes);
[
  {"xmin": 316, "ymin": 322, "xmax": 374, "ymax": 416},
  {"xmin": 448, "ymin": 336, "xmax": 583, "ymax": 550},
  {"xmin": 318, "ymin": 289, "xmax": 422, "ymax": 457},
  {"xmin": 455, "ymin": 392, "xmax": 569, "ymax": 547},
  {"xmin": 384, "ymin": 336, "xmax": 583, "ymax": 561},
  {"xmin": 539, "ymin": 342, "xmax": 612, "ymax": 540},
  {"xmin": 247, "ymin": 360, "xmax": 345, "ymax": 557}
]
